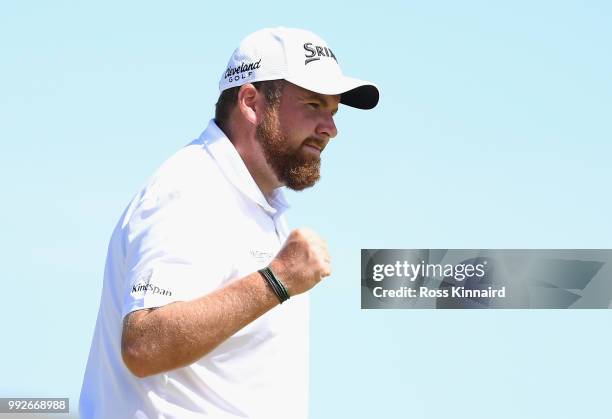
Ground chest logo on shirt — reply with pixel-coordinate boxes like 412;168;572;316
250;250;273;265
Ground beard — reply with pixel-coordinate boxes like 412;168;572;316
255;107;322;191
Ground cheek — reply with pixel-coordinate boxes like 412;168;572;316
277;119;309;148
285;118;317;143
278;105;316;135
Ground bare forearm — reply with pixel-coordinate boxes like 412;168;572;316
122;271;279;377
123;227;332;378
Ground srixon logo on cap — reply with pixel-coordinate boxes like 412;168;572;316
303;42;337;65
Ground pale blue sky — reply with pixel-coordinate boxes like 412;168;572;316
1;1;611;418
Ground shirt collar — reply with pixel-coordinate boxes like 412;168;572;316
198;119;290;217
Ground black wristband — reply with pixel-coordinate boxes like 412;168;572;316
258;266;290;304
259;268;284;303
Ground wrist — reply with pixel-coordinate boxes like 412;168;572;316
258;266;290;304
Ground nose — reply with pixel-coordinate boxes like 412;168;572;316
316;114;338;140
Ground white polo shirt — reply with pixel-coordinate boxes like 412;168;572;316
79;120;309;419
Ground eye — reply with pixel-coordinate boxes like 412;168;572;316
307;102;320;109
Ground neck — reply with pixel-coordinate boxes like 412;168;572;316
237;142;281;198
221;121;281;199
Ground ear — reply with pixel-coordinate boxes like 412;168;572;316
237;84;264;126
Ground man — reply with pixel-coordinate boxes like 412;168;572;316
79;27;379;419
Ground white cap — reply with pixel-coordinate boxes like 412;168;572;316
218;27;379;110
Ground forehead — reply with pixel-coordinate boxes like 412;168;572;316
282;82;341;107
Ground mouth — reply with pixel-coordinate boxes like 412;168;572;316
302;138;327;155
303;143;322;153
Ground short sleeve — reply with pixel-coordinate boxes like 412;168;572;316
121;179;231;319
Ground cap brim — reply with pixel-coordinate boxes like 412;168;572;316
285;75;379;110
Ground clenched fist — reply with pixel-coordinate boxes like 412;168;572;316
269;228;331;296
